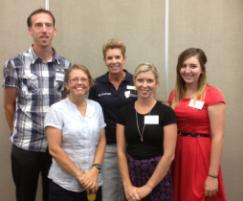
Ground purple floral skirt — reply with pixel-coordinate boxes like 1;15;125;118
127;154;172;201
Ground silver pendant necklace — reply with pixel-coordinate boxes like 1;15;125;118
135;112;145;142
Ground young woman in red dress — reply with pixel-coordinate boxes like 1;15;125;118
168;48;227;201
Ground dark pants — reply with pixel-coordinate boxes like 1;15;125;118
49;180;102;201
11;145;52;201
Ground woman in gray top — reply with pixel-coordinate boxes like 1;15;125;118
45;64;106;201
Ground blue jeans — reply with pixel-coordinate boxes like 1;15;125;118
48;180;102;201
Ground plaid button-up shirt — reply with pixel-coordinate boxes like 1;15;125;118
3;47;71;152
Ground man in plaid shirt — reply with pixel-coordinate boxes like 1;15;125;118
3;8;70;201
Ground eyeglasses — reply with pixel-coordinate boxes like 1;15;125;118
69;77;88;83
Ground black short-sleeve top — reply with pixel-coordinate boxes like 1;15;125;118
117;101;176;159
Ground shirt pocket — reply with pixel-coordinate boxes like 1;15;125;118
21;73;40;94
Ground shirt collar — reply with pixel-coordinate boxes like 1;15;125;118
102;70;131;83
28;47;61;64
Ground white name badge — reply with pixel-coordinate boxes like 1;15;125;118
188;99;204;110
124;90;130;98
56;72;64;81
144;115;159;125
126;85;136;90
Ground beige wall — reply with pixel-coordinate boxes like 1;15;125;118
1;1;242;200
50;0;166;86
169;1;243;200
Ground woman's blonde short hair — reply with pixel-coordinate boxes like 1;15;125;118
134;63;159;84
102;38;126;59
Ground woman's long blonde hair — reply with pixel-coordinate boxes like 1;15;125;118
171;48;208;108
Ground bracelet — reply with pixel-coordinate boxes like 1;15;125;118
208;174;218;179
91;163;102;173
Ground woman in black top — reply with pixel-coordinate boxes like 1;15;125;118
117;63;177;201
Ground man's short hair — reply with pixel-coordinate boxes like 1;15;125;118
27;8;55;27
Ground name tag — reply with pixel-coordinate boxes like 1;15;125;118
56;72;64;81
124;90;130;98
188;99;204;110
126;85;136;90
144;115;159;125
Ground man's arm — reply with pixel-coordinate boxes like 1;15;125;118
4;87;17;131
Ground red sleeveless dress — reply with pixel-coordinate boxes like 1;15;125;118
168;85;227;201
